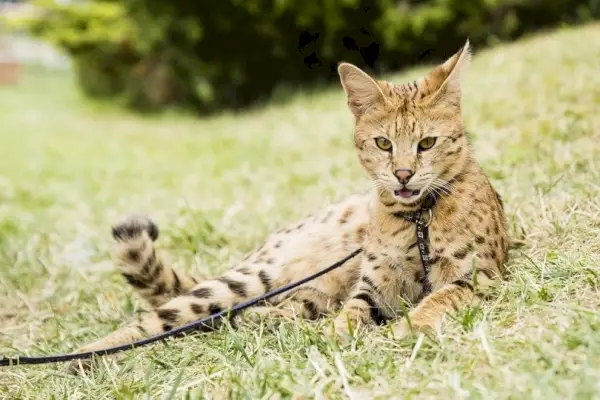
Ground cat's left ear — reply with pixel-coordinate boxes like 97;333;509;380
420;40;471;109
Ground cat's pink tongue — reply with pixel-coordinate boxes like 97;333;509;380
394;188;418;198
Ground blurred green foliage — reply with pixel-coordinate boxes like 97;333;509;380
10;0;600;112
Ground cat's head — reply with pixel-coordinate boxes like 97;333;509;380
338;42;471;206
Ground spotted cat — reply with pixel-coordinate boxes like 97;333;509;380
74;41;508;361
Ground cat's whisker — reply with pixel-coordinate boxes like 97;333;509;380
428;185;451;198
430;184;451;196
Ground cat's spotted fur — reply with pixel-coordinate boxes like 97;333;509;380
74;41;508;361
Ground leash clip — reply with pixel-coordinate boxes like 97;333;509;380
418;193;436;227
417;208;433;227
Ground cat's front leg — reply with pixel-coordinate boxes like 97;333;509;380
333;251;395;337
390;270;495;339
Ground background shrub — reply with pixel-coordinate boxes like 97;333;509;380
10;0;600;112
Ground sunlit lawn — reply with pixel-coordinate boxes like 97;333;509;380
1;24;600;399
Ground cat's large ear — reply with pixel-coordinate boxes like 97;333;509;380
419;40;471;109
338;63;389;120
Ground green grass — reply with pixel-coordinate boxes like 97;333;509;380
1;24;600;399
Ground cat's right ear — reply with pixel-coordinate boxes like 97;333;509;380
338;63;389;120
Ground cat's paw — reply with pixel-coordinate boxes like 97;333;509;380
111;214;159;242
390;317;433;340
235;306;295;329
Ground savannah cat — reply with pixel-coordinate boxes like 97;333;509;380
74;41;508;363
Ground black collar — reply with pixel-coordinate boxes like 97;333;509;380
392;193;438;294
391;193;437;223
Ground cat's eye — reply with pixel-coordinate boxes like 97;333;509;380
418;137;437;151
375;137;392;151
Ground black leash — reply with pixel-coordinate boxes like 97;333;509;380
392;193;437;294
0;248;362;367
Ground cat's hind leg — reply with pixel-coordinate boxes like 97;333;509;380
75;266;272;357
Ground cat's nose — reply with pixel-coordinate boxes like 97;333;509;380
394;169;413;184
